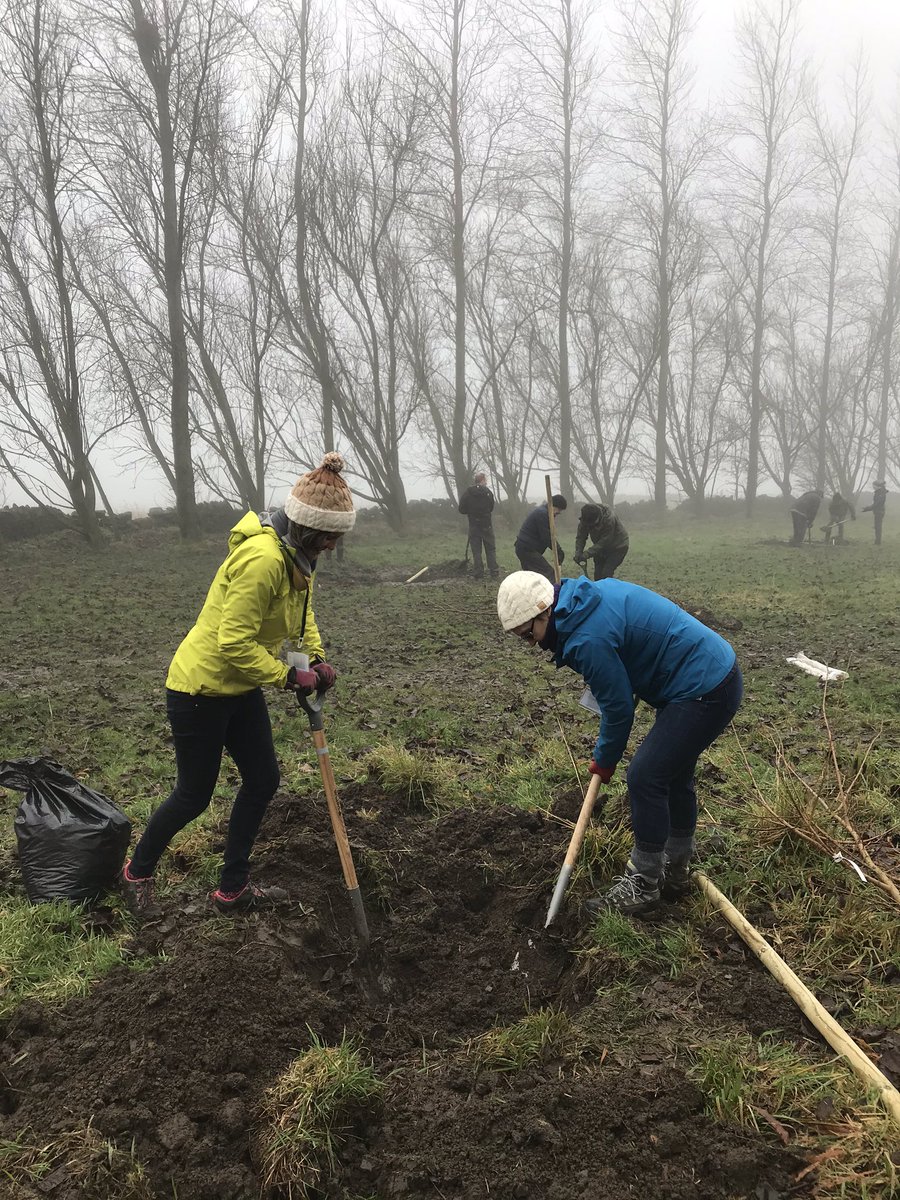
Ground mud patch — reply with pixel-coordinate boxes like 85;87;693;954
0;791;807;1199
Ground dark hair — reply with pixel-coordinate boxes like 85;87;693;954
580;502;600;520
551;494;567;510
287;520;341;554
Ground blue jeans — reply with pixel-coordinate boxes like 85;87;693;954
626;664;743;851
130;688;280;890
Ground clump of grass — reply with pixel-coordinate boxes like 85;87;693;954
365;741;458;809
581;910;703;980
464;1008;593;1072
254;1032;383;1199
0;900;152;1017
356;846;397;910
688;1033;898;1198
0;1124;153;1198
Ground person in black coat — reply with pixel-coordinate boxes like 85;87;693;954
514;495;567;581
862;481;887;546
458;472;499;579
789;489;823;545
574;502;630;579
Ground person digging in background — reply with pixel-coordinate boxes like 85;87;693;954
862;480;888;546
121;453;355;920
514;494;567;581
574;502;630;580
497;571;742;917
458;471;499;580
824;492;855;542
789;488;823;545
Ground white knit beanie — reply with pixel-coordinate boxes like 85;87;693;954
284;453;356;533
497;571;555;631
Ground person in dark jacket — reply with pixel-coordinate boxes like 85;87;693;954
823;493;855;542
789;489;823;545
862;481;887;546
514;495;567;581
458;472;499;580
574;502;630;579
497;571;742;918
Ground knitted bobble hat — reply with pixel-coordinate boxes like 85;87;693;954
284;453;356;533
497;571;555;632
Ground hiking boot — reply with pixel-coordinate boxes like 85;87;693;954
583;865;661;920
121;860;163;921
210;881;290;914
661;858;693;902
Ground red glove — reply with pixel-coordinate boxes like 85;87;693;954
312;661;336;691
589;761;615;784
285;665;318;693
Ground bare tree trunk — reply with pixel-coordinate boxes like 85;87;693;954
129;0;198;538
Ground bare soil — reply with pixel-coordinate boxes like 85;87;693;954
1;787;808;1199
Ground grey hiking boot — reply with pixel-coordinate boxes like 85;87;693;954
121;860;163;921
661;858;693;902
211;881;290;914
583;864;661;919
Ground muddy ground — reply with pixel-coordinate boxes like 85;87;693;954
1;785;809;1200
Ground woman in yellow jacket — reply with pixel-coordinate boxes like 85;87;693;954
122;454;355;918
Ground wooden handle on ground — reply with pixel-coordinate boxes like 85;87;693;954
545;475;561;585
312;729;360;891
695;871;900;1127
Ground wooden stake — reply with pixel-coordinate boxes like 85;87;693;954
695;871;900;1127
405;565;430;583
545;475;561;584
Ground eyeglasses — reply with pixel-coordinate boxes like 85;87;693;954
515;618;537;641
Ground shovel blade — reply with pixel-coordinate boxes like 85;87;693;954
544;863;574;928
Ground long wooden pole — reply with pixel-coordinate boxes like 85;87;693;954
695;871;900;1127
544;475;561;584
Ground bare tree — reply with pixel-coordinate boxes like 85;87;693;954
0;0;108;544
615;0;710;510
807;61;867;491
727;0;807;512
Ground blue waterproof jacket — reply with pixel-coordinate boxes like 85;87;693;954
553;577;736;769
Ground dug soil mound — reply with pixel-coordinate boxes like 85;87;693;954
0;788;807;1199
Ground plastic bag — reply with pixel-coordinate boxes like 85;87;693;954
0;757;132;903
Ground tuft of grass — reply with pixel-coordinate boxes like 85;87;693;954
687;1033;899;1199
254;1032;383;1199
581;910;703;980
365;741;459;809
463;1007;594;1073
0;1124;153;1197
0;900;154;1017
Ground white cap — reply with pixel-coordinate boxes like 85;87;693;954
497;571;555;631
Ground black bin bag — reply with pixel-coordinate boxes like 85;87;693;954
0;757;132;903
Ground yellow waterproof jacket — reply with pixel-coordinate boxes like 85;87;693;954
166;511;325;695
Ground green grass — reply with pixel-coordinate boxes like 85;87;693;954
253;1032;383;1199
688;1033;899;1198
0;900;155;1017
463;1007;596;1072
582;910;704;980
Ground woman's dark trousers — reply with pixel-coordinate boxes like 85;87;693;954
129;688;280;891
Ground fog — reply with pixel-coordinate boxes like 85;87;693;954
1;0;898;534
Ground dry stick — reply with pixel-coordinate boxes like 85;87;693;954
405;565;430;583
544;475;561;585
695;871;900;1128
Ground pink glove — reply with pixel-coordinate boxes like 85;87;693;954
285;665;318;693
312;662;336;691
589;761;615;784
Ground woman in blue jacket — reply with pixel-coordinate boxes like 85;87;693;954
497;571;742;917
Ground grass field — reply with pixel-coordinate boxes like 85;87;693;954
0;504;898;1198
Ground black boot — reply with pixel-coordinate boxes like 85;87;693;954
211;881;290;914
661;857;693;902
121;860;163;921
